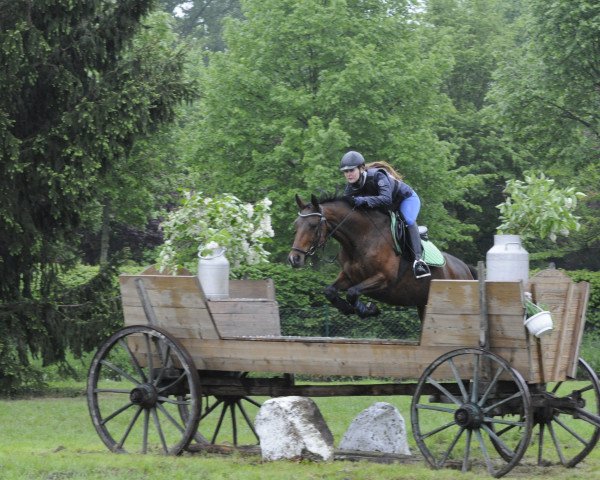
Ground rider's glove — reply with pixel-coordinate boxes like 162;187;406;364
353;197;368;207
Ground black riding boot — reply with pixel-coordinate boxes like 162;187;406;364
407;224;431;279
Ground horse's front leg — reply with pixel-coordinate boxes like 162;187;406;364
346;273;386;318
324;272;355;315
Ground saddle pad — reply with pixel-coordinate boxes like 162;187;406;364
422;240;446;267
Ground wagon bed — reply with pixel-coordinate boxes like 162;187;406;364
118;268;588;384
87;266;597;478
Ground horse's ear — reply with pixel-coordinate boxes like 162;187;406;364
310;194;319;208
295;194;306;210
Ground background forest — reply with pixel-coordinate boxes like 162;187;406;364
1;0;599;393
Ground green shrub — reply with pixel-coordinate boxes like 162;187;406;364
232;262;420;339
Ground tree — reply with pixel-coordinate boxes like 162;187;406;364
189;0;474;259
159;0;242;49
487;0;600;268
0;1;195;391
423;0;524;263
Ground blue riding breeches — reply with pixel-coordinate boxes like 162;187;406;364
400;192;421;226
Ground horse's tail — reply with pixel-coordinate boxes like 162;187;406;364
468;264;478;280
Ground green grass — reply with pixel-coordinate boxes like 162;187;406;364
1;381;600;480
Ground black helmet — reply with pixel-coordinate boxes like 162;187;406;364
339;151;365;171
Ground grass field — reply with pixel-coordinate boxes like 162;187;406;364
1;378;600;480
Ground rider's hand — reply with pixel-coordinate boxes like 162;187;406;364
353;197;367;207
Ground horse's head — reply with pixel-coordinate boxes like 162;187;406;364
288;194;328;268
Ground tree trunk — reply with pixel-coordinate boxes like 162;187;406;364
99;200;111;265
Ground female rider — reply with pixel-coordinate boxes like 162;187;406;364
340;150;431;279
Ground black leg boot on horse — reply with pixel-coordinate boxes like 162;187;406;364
407;224;431;279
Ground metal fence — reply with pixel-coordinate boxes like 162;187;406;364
279;305;600;341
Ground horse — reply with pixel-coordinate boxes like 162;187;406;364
288;194;475;321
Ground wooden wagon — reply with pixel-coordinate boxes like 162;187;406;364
86;267;598;478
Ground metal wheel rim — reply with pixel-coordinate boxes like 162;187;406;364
410;347;533;478
87;325;201;455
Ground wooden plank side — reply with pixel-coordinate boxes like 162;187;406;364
119;274;220;340
212;314;281;337
208;299;281;336
120;275;207;308
122;304;218;339
229;279;275;300
207;299;279;315
567;282;590;377
488;314;529;349
486;282;525;315
426;280;480;315
420;313;480;347
527;269;590;382
178;338;538;381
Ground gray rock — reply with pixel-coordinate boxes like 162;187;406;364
339;402;411;455
255;396;334;461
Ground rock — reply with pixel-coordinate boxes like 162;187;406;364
255;396;334;461
339;402;411;455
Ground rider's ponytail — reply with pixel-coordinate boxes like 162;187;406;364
365;161;403;181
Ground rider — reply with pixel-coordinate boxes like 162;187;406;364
340;150;431;279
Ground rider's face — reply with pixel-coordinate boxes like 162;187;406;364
343;167;361;184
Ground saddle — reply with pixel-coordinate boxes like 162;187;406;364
389;212;445;267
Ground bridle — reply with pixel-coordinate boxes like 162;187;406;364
291;204;356;257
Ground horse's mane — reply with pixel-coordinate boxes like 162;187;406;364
314;192;388;220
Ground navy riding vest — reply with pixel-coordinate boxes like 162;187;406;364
344;168;414;210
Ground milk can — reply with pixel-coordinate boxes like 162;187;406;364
198;246;230;299
486;234;529;282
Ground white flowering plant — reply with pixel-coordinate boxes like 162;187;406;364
496;172;586;244
157;192;274;272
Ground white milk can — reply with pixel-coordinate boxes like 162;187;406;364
198;247;230;299
486;234;529;282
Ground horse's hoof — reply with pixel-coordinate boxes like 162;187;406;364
356;302;380;318
366;302;380;317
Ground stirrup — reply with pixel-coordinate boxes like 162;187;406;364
413;259;431;279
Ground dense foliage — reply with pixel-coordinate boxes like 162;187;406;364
1;0;599;392
0;1;195;390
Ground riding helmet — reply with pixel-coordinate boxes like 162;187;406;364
339;151;365;171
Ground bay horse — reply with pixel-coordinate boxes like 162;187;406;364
288;194;475;320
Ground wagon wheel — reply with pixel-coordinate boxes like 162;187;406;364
411;348;533;478
178;371;263;448
492;357;600;467
87;325;201;455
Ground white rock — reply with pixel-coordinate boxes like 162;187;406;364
255;396;334;461
339;402;411;455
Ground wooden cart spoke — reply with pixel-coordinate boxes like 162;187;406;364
116;406;144;451
414;402;457;414
427;376;463;406
152;344;172;387
448;358;469;402
100;401;135;425
475;429;496;475
151;407;169;454
481;423;517;458
94;388;131;394
99;359;142;386
438;426;465;467
419;420;458;440
156;371;187;394
478;366;505;407
552;415;588;445
118;338;147;384
482;391;524;414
